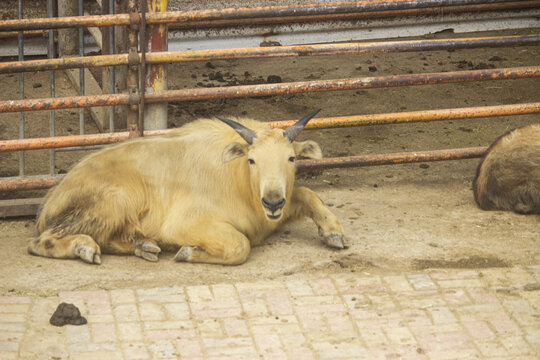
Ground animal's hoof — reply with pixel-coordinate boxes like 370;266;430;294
324;233;348;250
174;246;193;262
74;244;101;264
135;240;161;262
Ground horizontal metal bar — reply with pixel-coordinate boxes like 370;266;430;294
0;66;538;113
169;1;540;30
0;198;42;217
0;146;488;192
0;0;529;31
1;103;538;152
296;146;487;171
3;35;538;74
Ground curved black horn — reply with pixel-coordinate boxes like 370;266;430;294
216;116;257;145
283;109;321;142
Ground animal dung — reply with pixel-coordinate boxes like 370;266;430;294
49;302;87;327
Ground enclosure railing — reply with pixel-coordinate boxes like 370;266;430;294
0;0;539;215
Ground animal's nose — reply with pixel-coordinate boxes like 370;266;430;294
261;197;286;213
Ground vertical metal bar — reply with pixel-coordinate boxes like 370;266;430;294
17;0;25;177
127;0;140;136
78;0;85;135
48;0;56;175
139;0;147;136
109;0;115;132
143;0;168;130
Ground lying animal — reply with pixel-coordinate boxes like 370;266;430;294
473;123;540;214
29;110;347;265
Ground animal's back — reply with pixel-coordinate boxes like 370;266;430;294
37;118;270;237
473;123;540;214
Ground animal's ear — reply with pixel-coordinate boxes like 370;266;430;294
222;142;248;163
293;140;322;160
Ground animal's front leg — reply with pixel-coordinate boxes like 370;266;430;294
162;219;251;265
288;186;348;249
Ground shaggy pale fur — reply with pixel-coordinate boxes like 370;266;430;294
29;117;346;265
473;123;540;214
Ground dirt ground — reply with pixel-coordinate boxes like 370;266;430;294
0;28;539;296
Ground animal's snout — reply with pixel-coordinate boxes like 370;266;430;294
261;197;286;213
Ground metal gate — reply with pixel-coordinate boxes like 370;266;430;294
1;0;539;217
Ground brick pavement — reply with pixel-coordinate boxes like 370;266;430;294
1;265;540;359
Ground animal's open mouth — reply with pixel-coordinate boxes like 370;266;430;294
266;213;281;220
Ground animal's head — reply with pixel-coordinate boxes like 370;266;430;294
219;110;323;221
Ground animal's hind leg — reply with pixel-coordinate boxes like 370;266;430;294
28;230;102;264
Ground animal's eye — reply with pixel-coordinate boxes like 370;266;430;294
288;156;296;163
248;158;255;165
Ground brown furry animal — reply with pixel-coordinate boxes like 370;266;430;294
29;110;347;265
473;123;540;214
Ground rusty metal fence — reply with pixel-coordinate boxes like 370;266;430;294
1;0;540;216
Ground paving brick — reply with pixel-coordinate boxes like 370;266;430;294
113;303;140;322
110;289;136;305
68;342;117;352
475;339;508;357
139;302;166;321
65;324;91;343
91;322;117;343
117;322;144;342
466;287;499;303
0;351;17;359
190;299;243;319
441;288;471;306
309;278;338;295
428;306;457;324
122;342;150;360
197;319;225;338
241;298;268;317
222;317;249;337
0;304;30;313
430;270;480;281
500;336;534;356
360;328;388;346
0;322;25;332
385;326;417;346
163;302;190;321
175;338;204;358
203;337;257;357
395;290;446;309
0;313;26;323
437;278;484;289
383;275;414;292
489;313;523;336
313;340;370;359
69;350;123;360
211;284;238;300
415;331;474;352
0;296;32;304
408;274;438;290
0;341;19;351
461;320;496;340
265;290;294;316
148;340;177;358
331;274;386;294
286;279;315;297
137;287;185;303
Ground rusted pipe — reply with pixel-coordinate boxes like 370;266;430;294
1;67;538;114
0;146;488;192
4;35;538;75
1;103;539;152
169;1;540;30
296;147;487;171
0;0;533;31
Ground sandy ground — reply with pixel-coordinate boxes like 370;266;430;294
0;28;539;296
